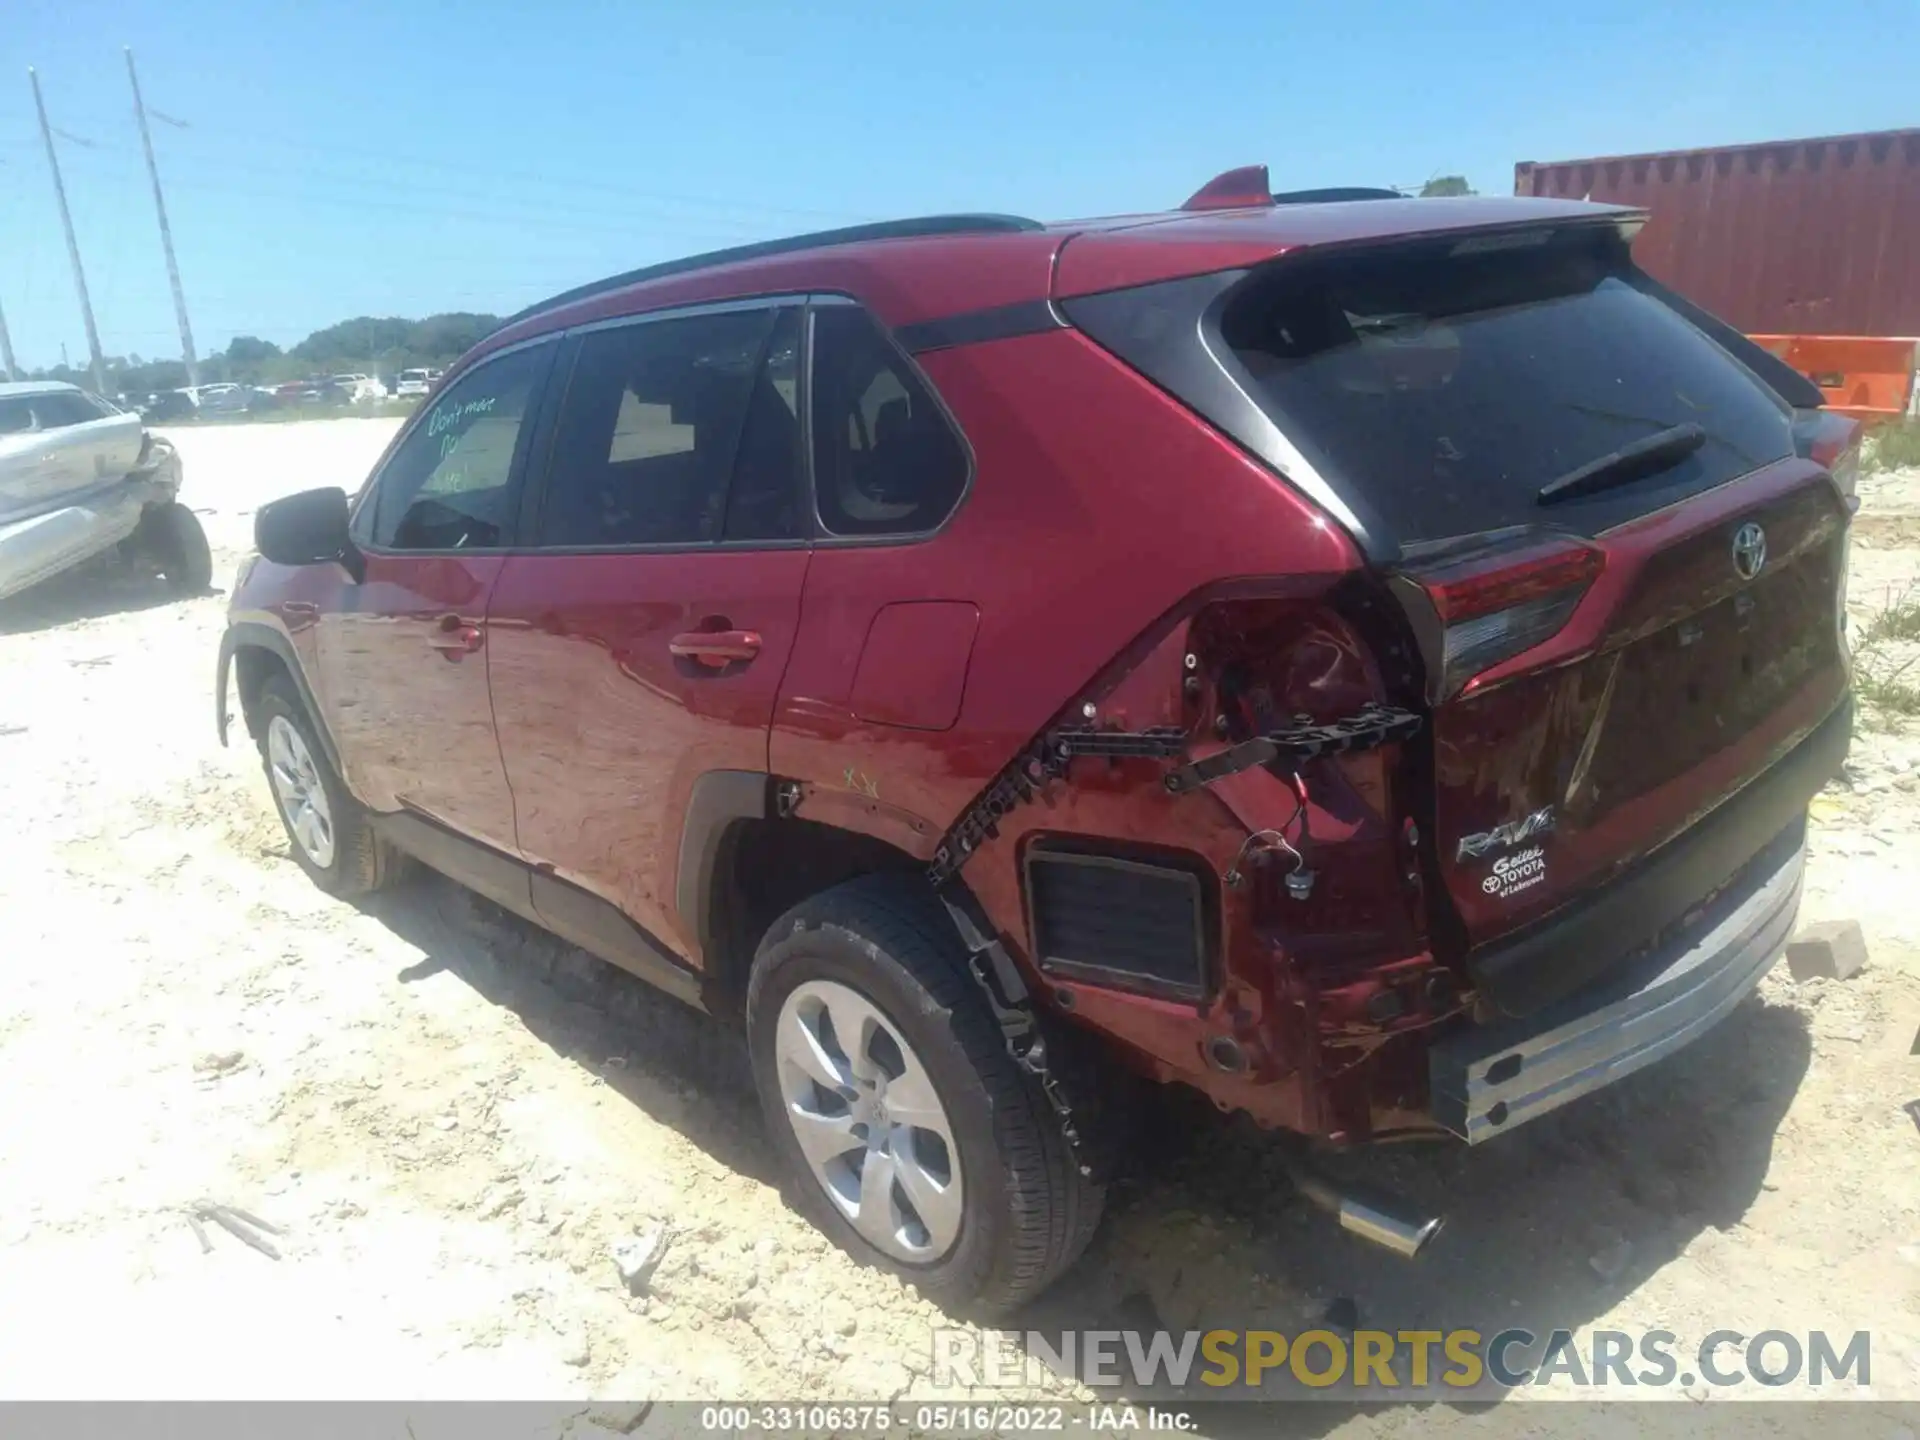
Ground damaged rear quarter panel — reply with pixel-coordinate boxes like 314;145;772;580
771;328;1376;1128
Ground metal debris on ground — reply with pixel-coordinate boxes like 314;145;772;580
611;1223;671;1294
183;1198;285;1260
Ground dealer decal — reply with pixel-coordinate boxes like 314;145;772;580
1481;845;1546;899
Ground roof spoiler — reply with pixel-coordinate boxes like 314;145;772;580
1182;165;1404;211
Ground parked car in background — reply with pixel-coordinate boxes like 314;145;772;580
140;389;200;423
272;378;340;406
1;380;211;603
393;368;441;398
192;383;255;417
219;171;1856;1311
329;373;386;403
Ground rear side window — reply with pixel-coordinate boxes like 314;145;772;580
26;392;102;429
1215;229;1793;545
810;306;968;537
538;308;784;547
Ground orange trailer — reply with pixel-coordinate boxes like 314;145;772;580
1748;334;1918;422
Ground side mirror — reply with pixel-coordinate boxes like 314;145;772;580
255;486;361;578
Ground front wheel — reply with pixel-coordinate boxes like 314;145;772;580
746;875;1103;1314
254;675;402;897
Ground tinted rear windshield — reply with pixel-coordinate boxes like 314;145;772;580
1217;228;1793;547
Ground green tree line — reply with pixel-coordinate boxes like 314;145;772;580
24;312;501;400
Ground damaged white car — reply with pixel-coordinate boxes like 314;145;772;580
0;380;211;604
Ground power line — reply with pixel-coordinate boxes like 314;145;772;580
0;65;885;372
3;126;837;231
0;103;875;227
0;140;830;244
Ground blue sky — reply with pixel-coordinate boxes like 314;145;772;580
2;0;1914;370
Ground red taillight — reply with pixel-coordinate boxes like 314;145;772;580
1397;538;1605;699
1793;408;1863;511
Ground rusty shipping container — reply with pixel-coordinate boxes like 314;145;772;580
1515;129;1920;338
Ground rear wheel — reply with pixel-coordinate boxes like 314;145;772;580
254;675;401;897
746;874;1103;1313
144;501;212;594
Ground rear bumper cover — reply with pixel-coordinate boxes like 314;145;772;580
1468;696;1849;1017
1430;817;1804;1143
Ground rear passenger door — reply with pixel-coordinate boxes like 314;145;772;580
486;300;811;967
767;301;978;839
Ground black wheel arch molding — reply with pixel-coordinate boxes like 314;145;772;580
216;618;343;778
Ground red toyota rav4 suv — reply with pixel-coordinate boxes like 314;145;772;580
218;165;1858;1311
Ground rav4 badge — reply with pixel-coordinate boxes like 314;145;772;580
1457;806;1555;861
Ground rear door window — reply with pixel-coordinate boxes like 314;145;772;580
1216;229;1794;545
536;308;778;548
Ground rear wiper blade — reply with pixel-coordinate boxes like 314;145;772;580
1535;423;1707;506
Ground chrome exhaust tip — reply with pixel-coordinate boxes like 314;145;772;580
1286;1165;1445;1259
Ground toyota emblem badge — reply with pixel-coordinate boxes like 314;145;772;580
1731;522;1767;581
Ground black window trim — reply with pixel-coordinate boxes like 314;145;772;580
803;292;978;549
717;305;808;548
349;332;561;556
513;292;816;557
350;288;978;560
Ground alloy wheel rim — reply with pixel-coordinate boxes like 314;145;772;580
774;978;965;1263
266;715;336;869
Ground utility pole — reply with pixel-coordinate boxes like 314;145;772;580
28;67;107;395
124;48;197;389
0;295;17;380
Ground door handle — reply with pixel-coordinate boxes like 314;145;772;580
669;628;762;667
428;617;484;657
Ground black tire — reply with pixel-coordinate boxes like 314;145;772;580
147;501;213;594
254;674;402;897
746;874;1104;1314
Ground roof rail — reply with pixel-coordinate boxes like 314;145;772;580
1271;186;1403;204
500;213;1043;329
1182;167;1406;212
